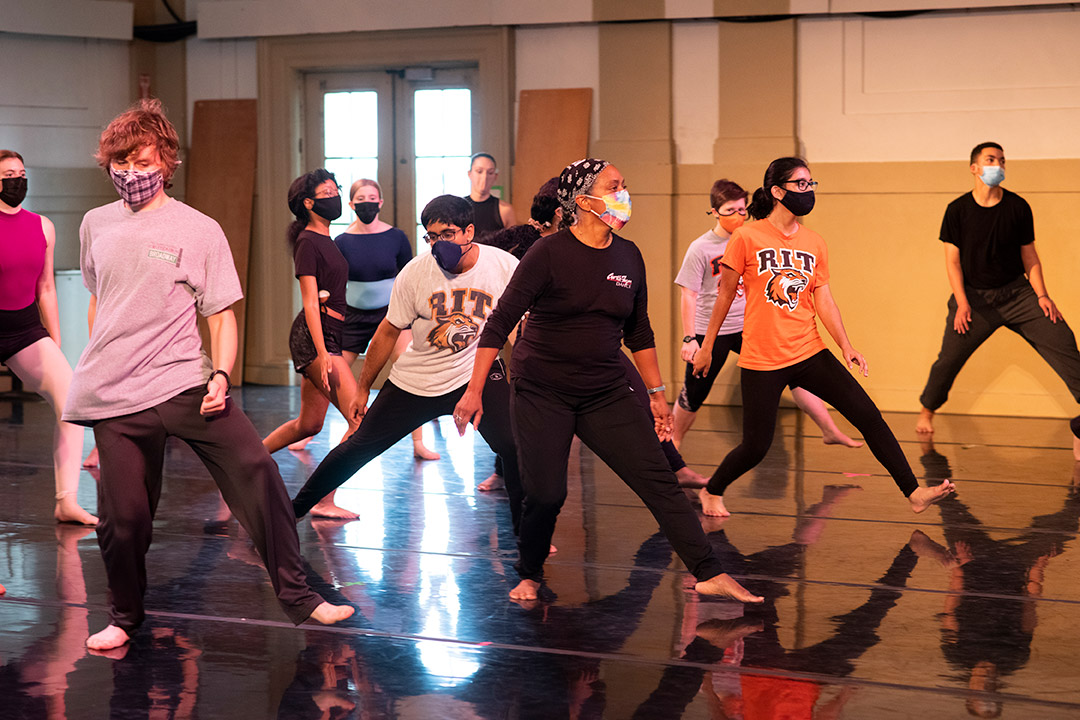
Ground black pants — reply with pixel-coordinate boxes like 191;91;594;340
92;387;323;633
510;376;725;582
920;277;1080;411
707;350;918;497
678;332;742;412
618;352;685;471
292;359;523;531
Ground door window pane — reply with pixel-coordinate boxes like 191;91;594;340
413;88;471;249
324;91;378;236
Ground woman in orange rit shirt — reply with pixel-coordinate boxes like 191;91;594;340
693;157;956;518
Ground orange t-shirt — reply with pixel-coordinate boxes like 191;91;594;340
721;219;829;370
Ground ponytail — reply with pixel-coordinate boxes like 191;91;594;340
285;168;336;252
747;186;774;220
748;156;809;221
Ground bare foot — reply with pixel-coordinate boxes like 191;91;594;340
694;573;764;603
550;544;558;554
413;443;441;461
82;447;99;468
86;624;130;650
822;429;863;448
675;466;709;489
907;529;964;569
476;473;504;492
309;601;355;625
509;578;541;601
698;489;730;517
288;437;312;451
908;479;956;513
54;500;98;526
915;408;935;435
310;500;360;520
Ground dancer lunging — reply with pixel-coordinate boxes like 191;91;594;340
65;100;352;650
455;158;762;604
693;157;955;518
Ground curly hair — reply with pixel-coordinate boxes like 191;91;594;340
95;98;181;185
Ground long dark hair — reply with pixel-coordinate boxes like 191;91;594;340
747;157;808;220
286;168;336;251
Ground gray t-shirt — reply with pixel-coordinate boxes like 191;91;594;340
674;229;745;336
386;245;518;397
64;199;243;423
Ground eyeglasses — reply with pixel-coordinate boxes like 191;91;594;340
423;227;462;243
710;208;748;217
781;179;818;192
313;185;341;199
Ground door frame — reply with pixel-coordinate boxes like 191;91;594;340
248;27;513;384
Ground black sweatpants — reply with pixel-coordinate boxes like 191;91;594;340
292;359;522;531
91;387;323;633
510;376;726;582
618;352;685;472
678;332;742;412
920;277;1080;411
707;350;918;497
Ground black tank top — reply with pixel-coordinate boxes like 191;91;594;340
465;194;503;239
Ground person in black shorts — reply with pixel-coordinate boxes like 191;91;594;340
915;142;1080;460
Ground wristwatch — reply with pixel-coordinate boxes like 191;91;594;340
682;335;695;344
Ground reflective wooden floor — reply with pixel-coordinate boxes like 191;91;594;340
2;386;1079;718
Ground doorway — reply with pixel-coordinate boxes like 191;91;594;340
304;65;479;251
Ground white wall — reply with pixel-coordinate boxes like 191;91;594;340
798;8;1080;162
184;36;258;139
671;20;719;166
514;25;601;147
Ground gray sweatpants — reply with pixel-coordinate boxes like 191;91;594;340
919;276;1080;411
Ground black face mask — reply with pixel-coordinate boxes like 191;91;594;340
310;196;342;222
778;188;815;217
431;240;472;273
353;201;379;224
1;176;28;208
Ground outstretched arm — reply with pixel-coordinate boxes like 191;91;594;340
36;216;61;345
201;308;238;416
1021;243;1062;323
352;318;402;422
814;284;868;377
692;266;739;378
452;346;500;435
944;243;972;334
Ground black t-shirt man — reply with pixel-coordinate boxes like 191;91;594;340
940;188;1034;290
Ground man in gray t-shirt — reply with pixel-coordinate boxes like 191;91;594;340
69;99;352;653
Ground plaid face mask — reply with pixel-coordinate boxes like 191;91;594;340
110;167;164;206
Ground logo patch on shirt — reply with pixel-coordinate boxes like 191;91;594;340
147;244;182;266
764;269;808;311
606;273;632;289
427;312;480;353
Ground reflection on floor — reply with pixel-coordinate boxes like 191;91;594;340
2;386;1080;718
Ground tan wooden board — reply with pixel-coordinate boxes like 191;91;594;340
511;89;591;222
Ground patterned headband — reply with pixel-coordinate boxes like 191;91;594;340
557;158;610;217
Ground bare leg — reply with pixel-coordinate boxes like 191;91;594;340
82;446;99;468
6;339;97;525
791;387;862;448
697;488;729;517
916;407;935;435
263;375;331;453
672;404;697;451
412;426;440;460
792;484;862;545
908;479;956;513
694;573;763;603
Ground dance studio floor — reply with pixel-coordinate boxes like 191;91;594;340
2;385;1079;719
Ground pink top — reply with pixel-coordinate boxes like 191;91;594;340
0;208;46;310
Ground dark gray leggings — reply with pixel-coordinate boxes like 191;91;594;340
706;350;918;497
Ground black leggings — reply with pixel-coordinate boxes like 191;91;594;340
678;332;742;412
706;350;918;497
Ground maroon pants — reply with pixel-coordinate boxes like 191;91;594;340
91;387;324;632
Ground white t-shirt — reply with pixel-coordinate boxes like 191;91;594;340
386;245;518;396
674;229;745;336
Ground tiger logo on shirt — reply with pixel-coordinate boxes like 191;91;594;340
764;269;808;311
427;312;479;352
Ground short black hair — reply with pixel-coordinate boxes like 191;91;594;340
470;152;496;169
420;194;474;230
970;142;1003;165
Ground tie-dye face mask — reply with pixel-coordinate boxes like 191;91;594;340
582;189;632;231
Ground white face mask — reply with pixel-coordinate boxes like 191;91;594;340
979;165;1004;187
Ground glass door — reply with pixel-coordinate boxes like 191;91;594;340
305;65;478;251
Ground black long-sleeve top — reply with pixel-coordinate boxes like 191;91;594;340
478;228;655;395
